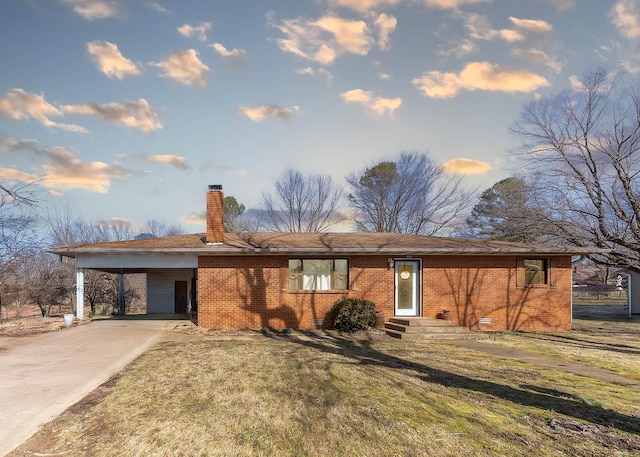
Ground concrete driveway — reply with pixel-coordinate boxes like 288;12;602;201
0;318;181;456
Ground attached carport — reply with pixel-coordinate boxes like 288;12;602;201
55;250;198;319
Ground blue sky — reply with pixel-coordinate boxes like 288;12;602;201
1;0;639;232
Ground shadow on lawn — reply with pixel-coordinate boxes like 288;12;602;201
286;333;640;435
520;333;640;357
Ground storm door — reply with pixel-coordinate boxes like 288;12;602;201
394;260;421;317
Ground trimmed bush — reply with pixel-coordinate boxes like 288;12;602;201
331;298;376;332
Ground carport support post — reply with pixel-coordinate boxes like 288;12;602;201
119;272;125;316
76;268;84;319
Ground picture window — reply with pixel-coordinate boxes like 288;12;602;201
288;259;348;291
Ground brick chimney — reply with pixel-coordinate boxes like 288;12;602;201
206;184;224;244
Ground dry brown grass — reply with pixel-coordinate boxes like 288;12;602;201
486;309;640;380
9;320;640;457
572;290;628;305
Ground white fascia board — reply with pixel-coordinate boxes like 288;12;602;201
76;252;198;269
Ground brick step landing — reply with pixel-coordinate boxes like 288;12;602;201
384;317;471;340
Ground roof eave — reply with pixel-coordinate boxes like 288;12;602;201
48;247;607;257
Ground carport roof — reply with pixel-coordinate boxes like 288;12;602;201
49;232;606;257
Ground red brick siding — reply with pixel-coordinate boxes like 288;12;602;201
422;256;572;332
197;254;572;332
205;190;224;244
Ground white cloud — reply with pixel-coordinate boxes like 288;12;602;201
464;13;524;42
496;29;524;42
317;15;372;54
441;158;491;174
295;67;334;85
0;166;39;183
437;39;476;57
87;41;140;79
269;12;373;65
141;154;191;170
341;89;402;116
462;14;551;46
60;0;121;20
43;158;130;193
182;211;206;225
611;0;640;39
296;67;315;75
330;0;403;12
378;72;392;80
512;48;562;72
210;43;248;68
413;72;462;99
424;0;491;9
2;137;39;152
569;74;585;91
373;13;397;50
237;104;300;122
153;49;209;87
0;89;58;124
412;62;549;98
596;40;640;74
318;68;334;85
146;1;170;14
508;17;553;35
0;88;87;132
62;99;162;133
2;137;131;193
177;22;212;42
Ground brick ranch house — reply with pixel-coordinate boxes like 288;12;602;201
50;185;601;332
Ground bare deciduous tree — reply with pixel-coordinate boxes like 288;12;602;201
0;183;38;275
347;152;472;235
140;219;185;238
261;169;344;233
105;274;140;315
84;270;111;315
0;183;39;322
512;68;640;272
22;253;72;317
94;219;137;241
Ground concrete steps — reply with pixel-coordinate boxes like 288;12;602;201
384;317;471;340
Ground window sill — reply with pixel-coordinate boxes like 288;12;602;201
287;290;350;294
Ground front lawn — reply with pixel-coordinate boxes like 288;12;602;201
10;322;640;457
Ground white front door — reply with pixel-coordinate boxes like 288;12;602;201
394;260;421;317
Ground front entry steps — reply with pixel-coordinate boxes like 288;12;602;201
384;317;471;340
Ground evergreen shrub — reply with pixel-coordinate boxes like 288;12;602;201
331;298;376;332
